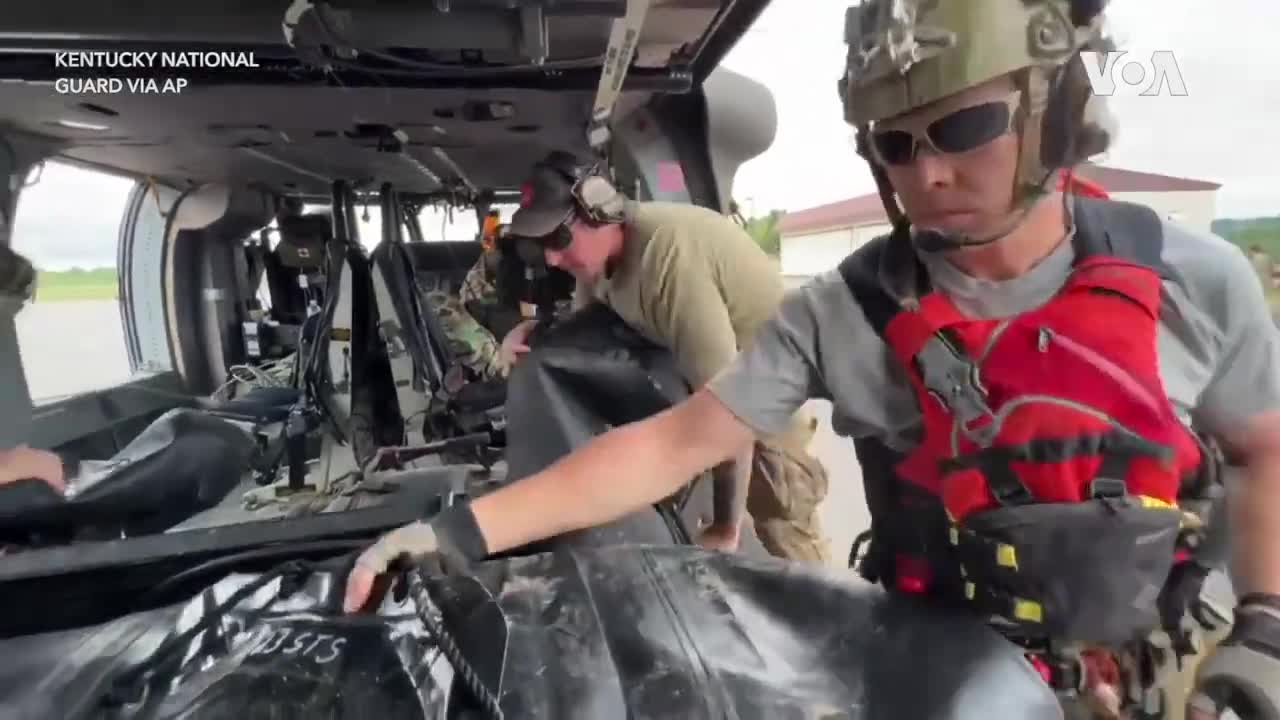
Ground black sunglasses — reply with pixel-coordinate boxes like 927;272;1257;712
868;92;1021;166
535;224;573;251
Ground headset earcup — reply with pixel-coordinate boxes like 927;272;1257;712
1040;40;1116;169
1038;64;1078;169
577;175;625;223
1075;94;1114;159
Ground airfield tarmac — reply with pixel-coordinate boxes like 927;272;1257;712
16;300;133;404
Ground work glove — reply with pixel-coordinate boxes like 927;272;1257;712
343;504;488;613
1188;592;1280;720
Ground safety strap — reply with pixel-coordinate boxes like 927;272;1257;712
842;236;947;585
836;235;904;337
850;436;965;595
587;0;652;151
848;437;904;580
1069;195;1170;276
369;246;435;426
940;426;1177;508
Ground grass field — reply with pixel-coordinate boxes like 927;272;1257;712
34;267;118;302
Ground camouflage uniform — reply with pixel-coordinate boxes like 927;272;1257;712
460;249;500;309
422;286;504;381
404;242;506;382
746;422;831;564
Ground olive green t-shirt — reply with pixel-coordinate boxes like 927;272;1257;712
579;200;814;449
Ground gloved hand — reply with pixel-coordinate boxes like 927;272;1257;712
343;504;489;613
344;521;442;612
1188;593;1280;720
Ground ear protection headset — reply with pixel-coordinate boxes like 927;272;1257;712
538;152;628;225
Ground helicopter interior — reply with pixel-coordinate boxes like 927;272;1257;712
0;0;780;632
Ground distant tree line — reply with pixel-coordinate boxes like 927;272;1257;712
38;266;117;285
1212;216;1280;258
730;201;785;258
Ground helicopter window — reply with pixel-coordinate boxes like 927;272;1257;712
10;160;136;403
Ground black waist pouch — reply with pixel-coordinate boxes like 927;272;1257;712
952;497;1183;646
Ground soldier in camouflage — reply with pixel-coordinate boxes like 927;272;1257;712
418;211;507;381
460;212;503;317
421;288;504;381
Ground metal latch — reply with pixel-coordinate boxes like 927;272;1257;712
915;333;995;444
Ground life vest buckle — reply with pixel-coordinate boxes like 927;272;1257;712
916;334;995;444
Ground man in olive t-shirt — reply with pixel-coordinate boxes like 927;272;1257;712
500;151;831;563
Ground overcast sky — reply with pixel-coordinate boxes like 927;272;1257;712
12;0;1277;270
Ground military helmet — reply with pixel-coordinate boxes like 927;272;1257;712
840;0;1104;125
839;0;1115;246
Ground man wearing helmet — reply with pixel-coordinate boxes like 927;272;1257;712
346;2;1280;717
495;149;832;564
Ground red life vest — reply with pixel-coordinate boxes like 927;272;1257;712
839;196;1206;647
882;252;1200;521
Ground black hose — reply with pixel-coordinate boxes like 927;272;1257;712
406;566;505;719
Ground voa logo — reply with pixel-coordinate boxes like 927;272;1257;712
1080;50;1189;98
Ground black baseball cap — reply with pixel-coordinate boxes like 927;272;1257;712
508;152;582;240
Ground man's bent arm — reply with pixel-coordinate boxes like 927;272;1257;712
1228;412;1280;595
709;444;753;530
471;389;756;554
1190;241;1280;596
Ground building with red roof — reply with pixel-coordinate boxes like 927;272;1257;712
777;163;1222;281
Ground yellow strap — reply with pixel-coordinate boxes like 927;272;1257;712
1013;599;1043;623
951;524;1016;569
996;543;1018;570
1139;495;1197;529
966;582;1042;623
